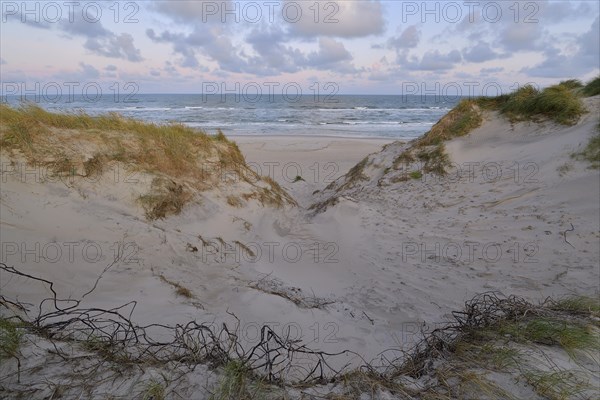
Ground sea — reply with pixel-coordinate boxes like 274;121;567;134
2;94;462;140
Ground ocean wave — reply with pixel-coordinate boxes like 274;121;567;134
123;107;172;111
312;107;445;112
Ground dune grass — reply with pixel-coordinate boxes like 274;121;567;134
524;370;590;400
572;133;600;169
387;293;599;399
142;379;166;400
0;317;22;359
138;178;193;220
210;360;268;400
581;75;600;97
478;83;586;125
0;103;294;218
557;79;584;90
492;317;597;355
548;295;600;316
406;79;590;176
380;100;482;180
0;103;236;179
418;99;483;146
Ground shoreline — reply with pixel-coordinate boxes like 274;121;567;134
228;133;399;144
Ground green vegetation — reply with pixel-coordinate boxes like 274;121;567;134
142;379;166;400
572;133;600;169
581;75;600;97
210;360;266;400
418;99;483;146
381;100;482;180
492;318;597;355
0;317;22;359
1;289;599;399
454;341;521;371
416;144;451;175
549;295;600;316
409;170;423;180
480;83;586;125
81;334;131;364
524;370;590;400
557;79;583;90
398;294;599;399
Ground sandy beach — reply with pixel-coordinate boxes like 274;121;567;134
232;135;394;205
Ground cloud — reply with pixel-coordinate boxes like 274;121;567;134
481;67;504;74
499;23;543;52
2;9;143;62
150;0;234;24
105;65;117;71
404;50;462;71
523;17;600;78
245;27;306;74
60;18;109;38
84;33;143;62
147;28;203;68
77;62;100;79
1;10;53;29
146;26;245;72
307;38;352;67
287;0;385;38
148;24;359;76
578;16;600;65
537;0;596;23
388;26;420;49
462;41;503;63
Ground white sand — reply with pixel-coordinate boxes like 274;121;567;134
1;100;599;397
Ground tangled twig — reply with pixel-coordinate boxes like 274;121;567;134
0;263;349;385
562;223;575;249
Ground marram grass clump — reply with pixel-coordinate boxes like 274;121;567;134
418;99;483;146
0;104;295;218
0;103;225;179
481;83;586;125
581;75;600;97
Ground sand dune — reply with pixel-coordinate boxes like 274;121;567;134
1;97;599;398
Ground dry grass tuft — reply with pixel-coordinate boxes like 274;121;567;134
226;195;244;208
138;178;193;220
158;274;193;298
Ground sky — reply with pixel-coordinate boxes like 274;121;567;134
1;0;599;95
